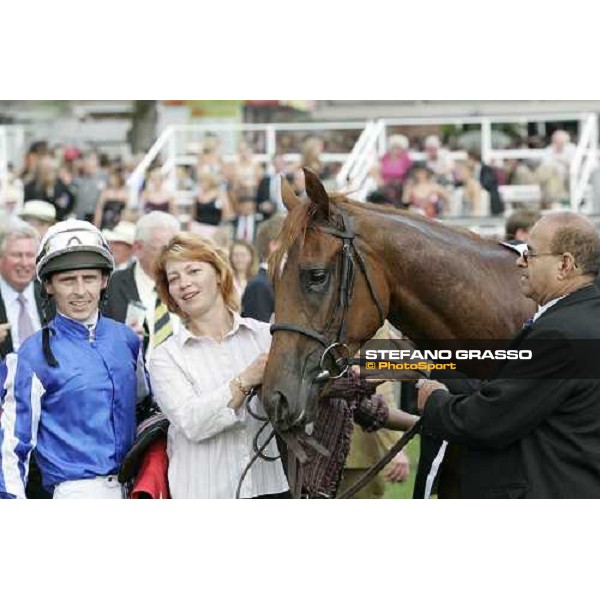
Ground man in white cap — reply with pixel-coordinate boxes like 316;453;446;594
19;200;57;238
0;220;151;499
103;221;135;270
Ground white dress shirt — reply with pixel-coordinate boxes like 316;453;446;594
235;215;256;243
0;277;42;350
532;294;567;323
148;312;288;499
133;261;180;354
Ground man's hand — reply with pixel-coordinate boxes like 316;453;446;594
128;320;145;343
0;323;11;345
417;379;449;412
385;449;410;483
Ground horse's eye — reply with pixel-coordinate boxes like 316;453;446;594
311;271;327;283
300;268;330;294
308;269;329;289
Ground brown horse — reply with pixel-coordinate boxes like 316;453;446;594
262;169;535;436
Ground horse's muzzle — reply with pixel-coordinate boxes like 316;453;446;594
268;391;305;432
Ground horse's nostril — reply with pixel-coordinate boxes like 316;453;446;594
269;391;289;425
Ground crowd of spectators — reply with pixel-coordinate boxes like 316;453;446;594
365;128;581;218
0;126;587;259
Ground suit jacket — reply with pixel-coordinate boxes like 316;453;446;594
231;214;264;244
241;268;273;323
422;284;600;498
0;281;54;359
103;262;140;323
479;163;504;215
256;175;274;204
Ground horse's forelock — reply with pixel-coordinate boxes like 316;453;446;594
270;197;345;282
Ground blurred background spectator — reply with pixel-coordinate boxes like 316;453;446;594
466;150;504;215
231;139;262;203
24;155;75;220
424;135;454;185
140;167;177;215
94;168;128;229
73;152;104;222
103;220;136;270
536;129;576;207
376;134;413;207
19;200;56;237
504;209;541;245
301;136;331;182
454;161;488;217
192;171;234;237
402;164;450;218
229;240;257;299
255;153;289;218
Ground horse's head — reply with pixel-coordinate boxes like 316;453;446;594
262;169;389;433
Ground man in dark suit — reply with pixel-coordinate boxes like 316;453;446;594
231;196;264;244
103;211;180;352
467;150;504;215
0;219;55;499
255;154;289;220
418;212;600;498
241;214;285;322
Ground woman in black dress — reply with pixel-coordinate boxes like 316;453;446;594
94;169;129;230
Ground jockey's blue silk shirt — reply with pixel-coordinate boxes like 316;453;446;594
0;313;148;499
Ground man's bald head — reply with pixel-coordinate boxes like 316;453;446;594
531;212;600;276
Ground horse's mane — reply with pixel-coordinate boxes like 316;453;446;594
269;193;492;282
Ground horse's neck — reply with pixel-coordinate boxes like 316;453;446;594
352;206;531;340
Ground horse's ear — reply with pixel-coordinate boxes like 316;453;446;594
303;168;330;220
280;176;301;211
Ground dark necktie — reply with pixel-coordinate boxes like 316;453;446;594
17;294;35;346
522;317;534;331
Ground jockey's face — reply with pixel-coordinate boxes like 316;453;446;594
46;268;108;322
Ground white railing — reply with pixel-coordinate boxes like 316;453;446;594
126;121;367;208
569;113;598;210
0;125;26;204
335;120;384;198
0;128;8;200
127;126;174;208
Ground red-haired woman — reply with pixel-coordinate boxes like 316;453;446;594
149;233;289;498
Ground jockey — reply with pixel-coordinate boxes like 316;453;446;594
0;220;150;499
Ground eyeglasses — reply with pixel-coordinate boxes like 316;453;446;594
521;248;560;264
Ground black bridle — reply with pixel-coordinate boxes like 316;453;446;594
270;210;386;382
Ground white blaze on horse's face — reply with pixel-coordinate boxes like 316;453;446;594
278;252;287;277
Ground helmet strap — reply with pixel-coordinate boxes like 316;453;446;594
40;287;59;368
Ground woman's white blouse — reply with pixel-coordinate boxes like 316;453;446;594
148;313;288;499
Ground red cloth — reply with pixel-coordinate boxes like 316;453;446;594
130;438;170;499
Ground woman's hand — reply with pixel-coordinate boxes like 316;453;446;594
240;352;269;389
229;352;269;411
